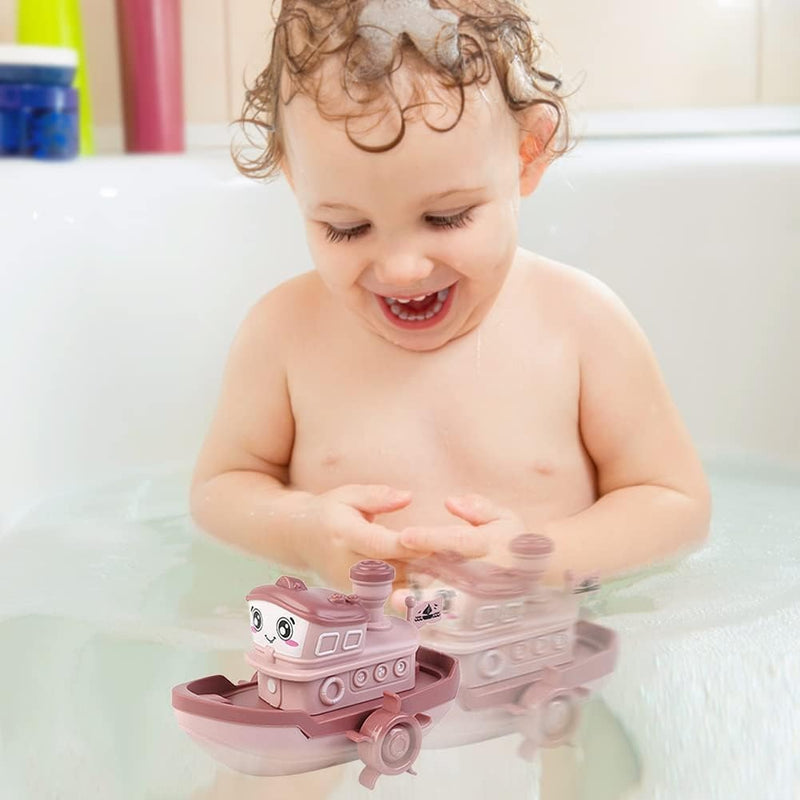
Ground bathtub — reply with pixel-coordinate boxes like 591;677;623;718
1;134;799;800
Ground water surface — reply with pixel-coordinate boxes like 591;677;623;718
0;460;797;799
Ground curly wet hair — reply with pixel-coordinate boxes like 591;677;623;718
234;0;571;181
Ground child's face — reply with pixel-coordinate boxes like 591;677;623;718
282;69;529;352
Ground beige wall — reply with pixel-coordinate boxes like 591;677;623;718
0;0;797;129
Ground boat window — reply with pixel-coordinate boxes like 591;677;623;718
473;604;499;627
500;601;523;622
342;629;363;650
315;632;339;656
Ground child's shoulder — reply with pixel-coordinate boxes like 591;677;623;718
516;249;619;305
514;249;635;332
243;270;327;332
252;269;324;309
228;271;328;365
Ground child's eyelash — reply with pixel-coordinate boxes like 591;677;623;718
323;208;475;243
425;209;474;229
325;224;369;243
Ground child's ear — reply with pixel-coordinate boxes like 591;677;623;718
518;105;557;197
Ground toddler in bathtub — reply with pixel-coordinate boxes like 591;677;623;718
190;0;710;594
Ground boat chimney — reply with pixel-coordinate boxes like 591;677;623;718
510;534;554;598
350;560;395;630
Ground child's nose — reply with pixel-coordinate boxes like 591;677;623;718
373;250;435;288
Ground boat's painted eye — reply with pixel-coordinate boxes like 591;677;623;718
277;616;294;640
251;608;263;631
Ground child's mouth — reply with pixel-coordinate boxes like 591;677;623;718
376;284;456;330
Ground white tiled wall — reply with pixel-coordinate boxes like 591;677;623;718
0;1;12;42
181;0;229;123
0;0;797;129
80;0;121;125
225;0;273;123
761;0;800;103
533;0;761;109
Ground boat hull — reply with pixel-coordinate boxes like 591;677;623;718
424;619;618;748
172;646;459;776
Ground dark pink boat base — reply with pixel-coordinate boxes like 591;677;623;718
172;645;458;736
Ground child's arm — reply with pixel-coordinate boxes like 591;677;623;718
190;285;415;589
541;276;711;576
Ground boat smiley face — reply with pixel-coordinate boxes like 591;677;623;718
249;601;310;658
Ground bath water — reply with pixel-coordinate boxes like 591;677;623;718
0;459;797;799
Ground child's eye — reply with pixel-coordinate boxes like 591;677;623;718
323;208;473;242
425;209;474;230
324;223;370;243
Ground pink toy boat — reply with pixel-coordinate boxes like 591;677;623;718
172;536;617;785
172;560;459;789
407;534;619;756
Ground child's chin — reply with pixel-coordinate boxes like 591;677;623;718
387;334;454;353
383;316;481;353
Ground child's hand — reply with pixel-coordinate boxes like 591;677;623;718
399;493;527;567
309;484;419;590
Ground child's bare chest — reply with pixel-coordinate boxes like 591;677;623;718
287;321;597;528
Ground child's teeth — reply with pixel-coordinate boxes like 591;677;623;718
383;287;451;305
381;285;452;322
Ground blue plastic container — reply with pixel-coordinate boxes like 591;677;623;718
0;44;79;159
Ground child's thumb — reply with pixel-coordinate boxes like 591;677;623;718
445;493;501;526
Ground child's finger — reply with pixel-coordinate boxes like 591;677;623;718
444;493;504;526
350;520;418;560
405;573;435;589
390;588;411;614
390;587;426;614
331;484;412;516
400;525;490;558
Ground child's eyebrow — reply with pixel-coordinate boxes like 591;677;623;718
314;187;484;214
315;201;360;212
421;186;484;203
